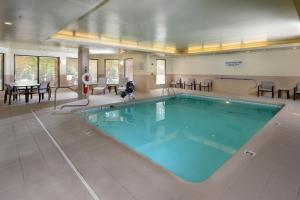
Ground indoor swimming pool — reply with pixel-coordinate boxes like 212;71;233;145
76;94;282;183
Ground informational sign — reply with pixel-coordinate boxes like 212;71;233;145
225;61;243;67
139;62;145;70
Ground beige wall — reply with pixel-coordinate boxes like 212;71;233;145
170;48;300;96
4;42;299;96
171;48;300;76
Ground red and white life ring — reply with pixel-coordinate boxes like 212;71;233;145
82;73;92;96
81;73;92;85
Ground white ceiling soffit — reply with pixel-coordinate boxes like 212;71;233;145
0;0;106;43
1;0;300;53
63;0;300;49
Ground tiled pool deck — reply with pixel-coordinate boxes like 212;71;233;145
0;89;300;200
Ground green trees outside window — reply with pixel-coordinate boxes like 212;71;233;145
15;56;38;84
105;59;119;84
39;57;59;86
15;55;60;86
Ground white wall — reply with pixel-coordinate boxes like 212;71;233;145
171;48;300;77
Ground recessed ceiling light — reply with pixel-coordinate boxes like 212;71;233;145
4;21;13;25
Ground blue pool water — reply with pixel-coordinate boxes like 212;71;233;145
76;95;281;183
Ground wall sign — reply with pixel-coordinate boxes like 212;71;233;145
225;61;243;67
139;62;145;70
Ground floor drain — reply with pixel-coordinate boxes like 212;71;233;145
244;150;256;157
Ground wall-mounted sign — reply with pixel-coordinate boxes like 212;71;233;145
225;61;243;67
139;62;145;70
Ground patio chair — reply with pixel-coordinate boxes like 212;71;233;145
184;78;195;90
117;77;128;94
92;77;107;95
170;80;176;88
257;81;274;98
38;82;51;103
293;83;300;100
4;84;21;104
175;78;182;88
199;79;213;92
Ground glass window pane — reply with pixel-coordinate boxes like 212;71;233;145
0;54;3;90
89;59;98;84
105;60;119;84
156;59;166;85
39;57;59;87
66;58;78;86
15;55;38;84
125;59;133;82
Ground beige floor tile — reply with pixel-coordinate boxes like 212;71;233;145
1;90;300;200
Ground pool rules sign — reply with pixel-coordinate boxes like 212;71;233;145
225;61;243;67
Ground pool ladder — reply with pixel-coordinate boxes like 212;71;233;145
162;87;176;96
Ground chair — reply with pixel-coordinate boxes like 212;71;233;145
38;82;51;103
184;78;195;90
92;78;107;95
257;81;274;98
117;77;128;94
170;80;176;88
4;84;21;104
293;83;300;100
199;79;213;92
175;78;182;88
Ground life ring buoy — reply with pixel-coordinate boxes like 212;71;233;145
82;73;92;85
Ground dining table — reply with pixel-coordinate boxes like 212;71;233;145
10;82;40;103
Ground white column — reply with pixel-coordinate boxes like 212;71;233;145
78;47;89;98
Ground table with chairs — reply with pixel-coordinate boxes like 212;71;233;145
171;78;213;92
257;81;300;100
4;81;51;104
92;77;129;95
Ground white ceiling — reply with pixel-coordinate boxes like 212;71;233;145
0;0;103;43
1;0;300;50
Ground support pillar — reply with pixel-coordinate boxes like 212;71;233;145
77;47;89;98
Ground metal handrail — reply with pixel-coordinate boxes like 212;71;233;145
162;87;176;96
218;77;258;88
54;86;89;110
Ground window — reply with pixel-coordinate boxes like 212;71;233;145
15;55;38;84
124;58;133;82
89;59;98;84
15;55;60;86
105;59;119;84
39;57;59;87
0;53;4;90
156;59;166;85
66;57;78;86
66;58;99;86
